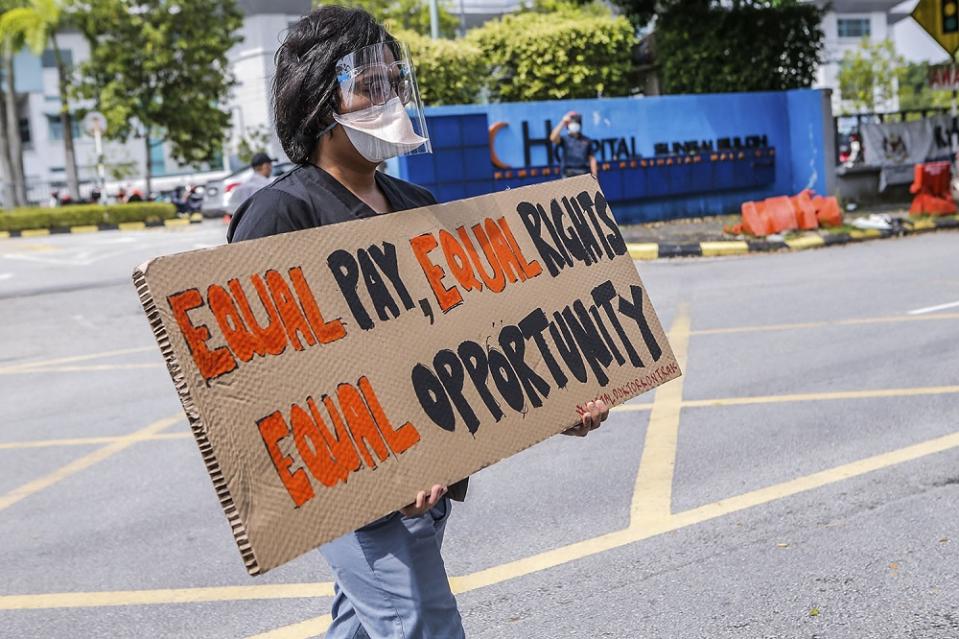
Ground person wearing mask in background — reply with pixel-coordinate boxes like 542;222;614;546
227;7;609;638
550;110;598;178
228;152;275;212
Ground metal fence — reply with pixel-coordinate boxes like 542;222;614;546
833;107;952;165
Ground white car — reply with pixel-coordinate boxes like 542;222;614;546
202;161;294;216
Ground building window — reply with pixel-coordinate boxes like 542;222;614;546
149;138;167;176
46;114;80;141
41;48;73;68
838;18;870;38
19;116;31;145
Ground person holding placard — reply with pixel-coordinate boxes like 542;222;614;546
226;7;609;637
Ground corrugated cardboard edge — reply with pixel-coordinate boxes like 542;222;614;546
132;260;263;576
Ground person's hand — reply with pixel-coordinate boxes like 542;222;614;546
562;110;577;125
400;484;447;518
562;400;609;437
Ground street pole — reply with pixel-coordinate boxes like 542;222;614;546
93;126;105;188
429;0;439;39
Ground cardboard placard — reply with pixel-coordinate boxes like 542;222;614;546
133;175;681;575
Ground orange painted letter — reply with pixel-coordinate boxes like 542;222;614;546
266;270;317;351
358;375;420;455
290;403;348;487
257;410;314;507
208;284;257;363
497;216;543;278
338;382;391;469
289;266;346;344
410;233;463;312
168;289;237;381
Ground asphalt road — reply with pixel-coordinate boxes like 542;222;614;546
1;222;957;639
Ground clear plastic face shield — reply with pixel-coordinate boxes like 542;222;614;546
331;41;431;163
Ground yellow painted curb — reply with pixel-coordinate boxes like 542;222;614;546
189;213;203;223
627;243;659;260
0;231;9;239
164;218;190;228
911;219;936;230
848;228;881;240
784;234;825;250
700;241;749;256
20;228;51;238
69;225;99;234
117;222;146;231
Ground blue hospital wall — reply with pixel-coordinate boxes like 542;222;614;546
395;88;831;223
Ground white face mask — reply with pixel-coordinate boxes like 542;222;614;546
568;122;581;134
333;97;428;163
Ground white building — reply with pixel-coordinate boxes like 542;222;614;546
12;0;312;204
12;0;538;204
813;0;915;114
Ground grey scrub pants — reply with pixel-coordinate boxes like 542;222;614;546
320;496;465;639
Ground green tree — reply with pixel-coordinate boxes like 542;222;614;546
73;0;242;198
0;0;70;205
235;124;272;166
838;38;904;113
467;5;636;102
328;0;460;38
395;28;484;105
655;0;823;94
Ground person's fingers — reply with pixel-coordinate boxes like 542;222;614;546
415;490;426;511
598;400;610;422
589;401;602;430
428;484;445;508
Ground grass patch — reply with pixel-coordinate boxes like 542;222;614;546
0;203;176;232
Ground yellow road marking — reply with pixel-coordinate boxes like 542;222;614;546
627;243;658;260
0;346;155;374
448;430;959;594
784;235;825;250
0;414;182;512
244;615;333;639
3;386;955;453
692;311;959;336
6;363;163;374
849;228;881;240
630;304;689;528
700;241;748;257
20;228;51;238
912;219;936;230
164;218;190;228
69;225;99;234
118;222;146;231
6;429;959;614
683;385;959;409
0;432;191;450
611;402;653;413
0;583;334;611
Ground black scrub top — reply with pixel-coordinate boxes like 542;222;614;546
227;164;468;502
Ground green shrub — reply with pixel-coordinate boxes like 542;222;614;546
466;9;636;102
398;29;486;105
0;202;176;232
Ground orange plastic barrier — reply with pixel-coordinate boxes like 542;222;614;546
740;201;771;236
791;191;818;230
811;195;842;227
909;162;957;216
733;191;842;237
764;196;799;234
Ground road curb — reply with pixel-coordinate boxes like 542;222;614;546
626;217;958;260
0;213;204;239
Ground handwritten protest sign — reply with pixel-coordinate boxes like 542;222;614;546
133;175;680;575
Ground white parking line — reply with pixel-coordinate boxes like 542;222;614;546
907;299;959;315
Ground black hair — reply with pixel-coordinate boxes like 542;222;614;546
273;6;392;164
